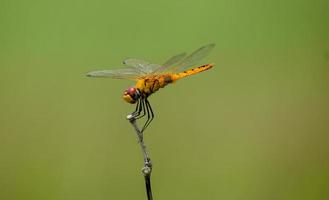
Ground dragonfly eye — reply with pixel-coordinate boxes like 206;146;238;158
123;87;140;104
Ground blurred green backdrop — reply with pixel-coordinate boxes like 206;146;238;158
1;0;329;200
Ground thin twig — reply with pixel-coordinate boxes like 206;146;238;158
127;114;153;200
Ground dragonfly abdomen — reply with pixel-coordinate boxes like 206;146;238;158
172;63;214;80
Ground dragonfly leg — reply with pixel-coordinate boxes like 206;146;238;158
141;99;150;133
131;99;140;117
131;100;143;118
141;99;154;133
135;98;147;120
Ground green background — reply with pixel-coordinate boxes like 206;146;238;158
1;0;328;199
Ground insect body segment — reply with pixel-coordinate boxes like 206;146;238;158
135;74;173;97
87;44;215;133
173;63;214;80
135;63;214;98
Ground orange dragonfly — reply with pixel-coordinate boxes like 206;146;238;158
87;43;215;132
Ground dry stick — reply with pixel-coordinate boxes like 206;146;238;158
127;114;153;200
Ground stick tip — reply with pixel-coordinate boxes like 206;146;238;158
142;166;152;176
126;114;134;120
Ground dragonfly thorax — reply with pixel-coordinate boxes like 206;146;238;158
123;87;141;104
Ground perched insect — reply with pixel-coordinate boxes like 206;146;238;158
87;44;215;132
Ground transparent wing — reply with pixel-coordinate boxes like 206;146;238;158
86;67;143;80
177;43;215;69
165;43;215;72
123;58;161;74
87;44;215;79
162;52;187;68
152;52;187;73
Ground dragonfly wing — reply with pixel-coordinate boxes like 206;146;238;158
162;52;187;68
152;52;187;73
86;44;214;80
172;43;215;72
123;58;161;74
86;67;142;80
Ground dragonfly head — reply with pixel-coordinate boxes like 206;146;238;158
123;87;140;104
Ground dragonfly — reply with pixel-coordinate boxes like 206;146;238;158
87;43;215;133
